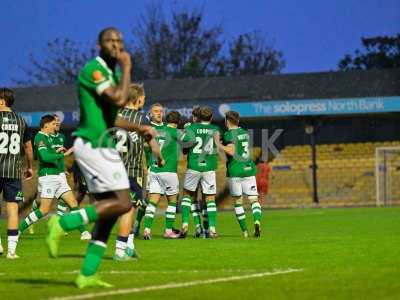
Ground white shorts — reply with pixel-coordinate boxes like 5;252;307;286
183;169;216;195
73;138;130;193
229;176;258;197
148;172;179;196
38;174;71;199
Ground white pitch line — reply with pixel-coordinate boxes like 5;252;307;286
31;269;275;276
46;268;303;300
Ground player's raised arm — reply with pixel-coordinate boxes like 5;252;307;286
114;117;157;139
79;29;132;108
220;142;235;156
215;130;235;156
101;50;131;107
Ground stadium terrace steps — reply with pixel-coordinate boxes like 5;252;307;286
268;141;400;207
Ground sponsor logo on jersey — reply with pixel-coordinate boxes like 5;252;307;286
92;70;105;83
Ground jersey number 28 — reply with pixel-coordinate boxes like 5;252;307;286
0;132;21;155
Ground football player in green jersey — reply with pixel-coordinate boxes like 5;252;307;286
180;106;221;238
52;115;70;216
28;114;92;240
19;115;84;236
184;106;209;237
218;111;261;238
143;110;181;240
134;103;182;238
45;28;158;289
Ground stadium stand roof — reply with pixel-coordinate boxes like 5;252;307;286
12;68;400;112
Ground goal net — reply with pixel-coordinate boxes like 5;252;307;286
375;147;400;206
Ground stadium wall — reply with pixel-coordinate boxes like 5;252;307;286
10;68;400;208
12;68;400;148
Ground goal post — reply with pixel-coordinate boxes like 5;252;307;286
375;147;400;206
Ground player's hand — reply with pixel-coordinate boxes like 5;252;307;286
157;157;165;167
117;51;132;70
64;148;74;156
214;132;223;150
56;147;67;153
24;168;34;180
214;131;221;143
140;125;157;140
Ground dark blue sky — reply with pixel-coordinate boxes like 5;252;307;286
1;0;399;86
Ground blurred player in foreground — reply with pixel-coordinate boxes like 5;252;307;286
46;27;158;288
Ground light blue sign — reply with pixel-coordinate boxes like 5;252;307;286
19;111;79;127
218;96;400;118
17;96;400;127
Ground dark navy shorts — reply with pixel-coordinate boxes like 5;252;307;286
128;176;146;208
0;178;24;203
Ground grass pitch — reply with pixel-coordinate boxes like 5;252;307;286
0;207;399;300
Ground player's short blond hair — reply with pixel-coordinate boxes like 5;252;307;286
129;83;145;102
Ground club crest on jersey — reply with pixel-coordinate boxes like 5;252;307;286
113;172;122;180
92;70;105;83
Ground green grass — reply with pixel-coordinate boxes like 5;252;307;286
1;207;400;300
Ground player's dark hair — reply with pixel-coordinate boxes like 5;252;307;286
166;111;181;125
129;83;145;102
40;115;56;129
225;110;240;126
192;106;201;118
0;87;15;107
98;27;120;43
199;106;213;122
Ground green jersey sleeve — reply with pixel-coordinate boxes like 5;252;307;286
180;125;195;144
78;61;112;96
34;135;63;163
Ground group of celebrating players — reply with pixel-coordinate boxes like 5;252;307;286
0;27;262;288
